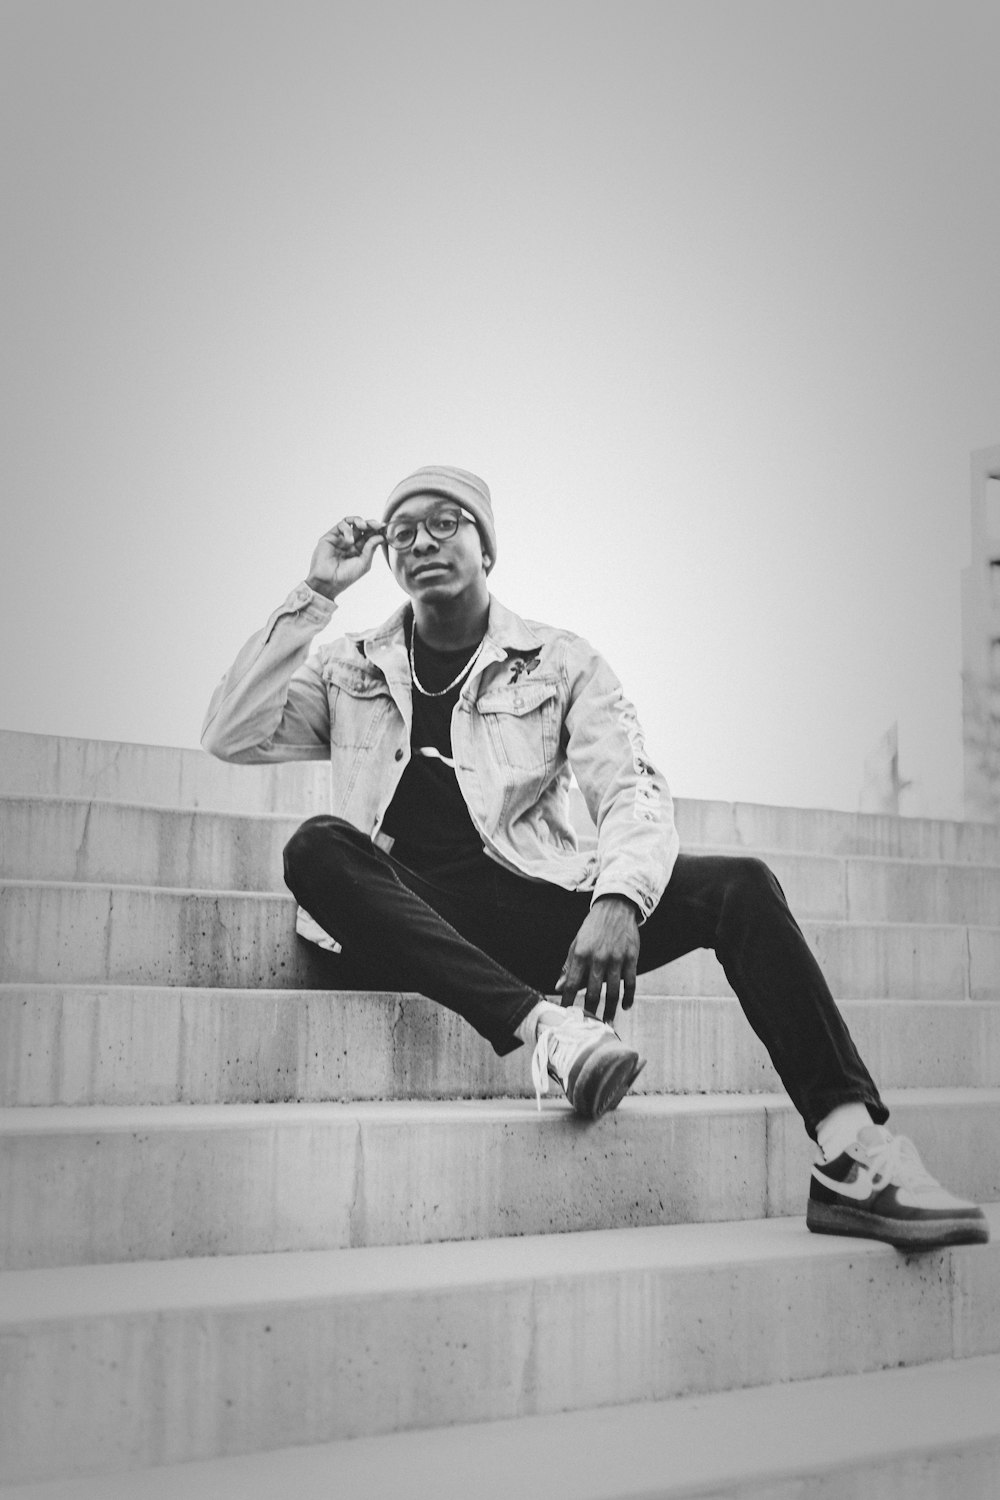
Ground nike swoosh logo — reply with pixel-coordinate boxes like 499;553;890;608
812;1167;874;1202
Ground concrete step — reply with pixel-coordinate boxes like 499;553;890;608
1;1207;997;1483
5;1354;999;1500
0;730;331;815
8;796;1000;925
3;880;1000;997
6;729;1000;862
2;1089;995;1269
0;795;300;894
4;986;1000;1107
667;794;1000;865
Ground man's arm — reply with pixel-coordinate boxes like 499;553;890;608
562;635;679;914
201;517;383;763
555;636;679;1022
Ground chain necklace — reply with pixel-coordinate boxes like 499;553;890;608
409;627;488;698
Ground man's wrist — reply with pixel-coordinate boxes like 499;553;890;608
305;575;343;602
592;893;641;922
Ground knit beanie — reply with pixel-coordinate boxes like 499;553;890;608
383;465;497;572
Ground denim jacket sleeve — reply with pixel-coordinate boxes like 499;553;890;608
561;635;679;918
201;583;337;762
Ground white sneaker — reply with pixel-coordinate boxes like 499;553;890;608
807;1125;989;1249
530;1009;645;1120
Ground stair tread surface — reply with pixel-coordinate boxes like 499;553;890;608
2;1354;998;1500
3;1205;998;1319
6;987;999;1105
11;793;1000;898
2;1088;995;1267
2;1212;997;1482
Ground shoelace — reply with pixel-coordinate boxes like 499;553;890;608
530;1015;601;1112
529;1025;558;1111
864;1133;940;1194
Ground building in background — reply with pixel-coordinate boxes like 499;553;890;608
961;443;1000;821
859;722;910;815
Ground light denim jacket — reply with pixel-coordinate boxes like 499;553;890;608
202;585;679;918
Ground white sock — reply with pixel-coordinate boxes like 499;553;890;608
515;1001;565;1047
816;1102;876;1162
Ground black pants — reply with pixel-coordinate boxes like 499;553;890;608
283;816;888;1141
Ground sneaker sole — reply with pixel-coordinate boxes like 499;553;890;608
806;1197;990;1250
570;1048;646;1121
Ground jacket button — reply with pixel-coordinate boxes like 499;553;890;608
394;748;404;761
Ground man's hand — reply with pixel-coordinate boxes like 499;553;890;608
306;516;385;601
555;895;641;1024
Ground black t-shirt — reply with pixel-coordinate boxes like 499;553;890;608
380;627;485;873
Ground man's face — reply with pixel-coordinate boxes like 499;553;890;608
387;493;488;602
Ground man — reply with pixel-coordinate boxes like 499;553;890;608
203;465;988;1251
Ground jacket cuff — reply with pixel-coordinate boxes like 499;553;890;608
289;582;338;620
590;883;656;924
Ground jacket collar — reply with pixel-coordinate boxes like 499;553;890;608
347;594;543;659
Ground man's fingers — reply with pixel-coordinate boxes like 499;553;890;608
368;524;385;550
328;517;383;558
584;961;605;1016
558;930;636;1022
328;520;358;554
555;947;583;1005
602;964;622;1025
345;517;373;553
622;956;637;1012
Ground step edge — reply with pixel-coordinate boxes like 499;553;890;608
2;1204;998;1324
2;1085;999;1132
4;1353;997;1500
3;883;995;935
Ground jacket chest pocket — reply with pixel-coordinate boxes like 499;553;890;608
322;660;395;749
476;679;562;775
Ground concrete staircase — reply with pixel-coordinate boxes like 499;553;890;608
1;727;998;1498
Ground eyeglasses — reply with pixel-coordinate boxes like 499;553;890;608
384;506;477;553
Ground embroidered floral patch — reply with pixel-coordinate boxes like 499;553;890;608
508;655;541;684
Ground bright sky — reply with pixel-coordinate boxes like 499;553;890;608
3;1;998;817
